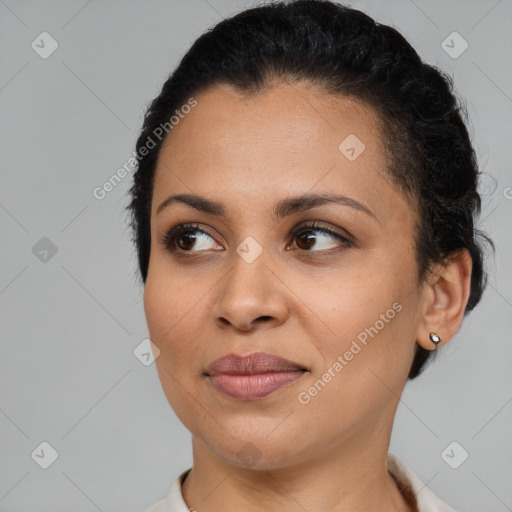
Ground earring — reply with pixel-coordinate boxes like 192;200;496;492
429;332;441;349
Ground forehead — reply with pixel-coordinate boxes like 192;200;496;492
152;82;397;219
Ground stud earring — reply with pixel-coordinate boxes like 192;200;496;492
429;332;441;349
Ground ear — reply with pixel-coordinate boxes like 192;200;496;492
416;248;473;351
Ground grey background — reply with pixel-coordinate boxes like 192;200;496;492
0;0;511;510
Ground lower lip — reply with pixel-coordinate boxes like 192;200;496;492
208;371;305;400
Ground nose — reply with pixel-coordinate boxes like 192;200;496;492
211;249;290;332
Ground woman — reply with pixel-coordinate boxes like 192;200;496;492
126;1;492;510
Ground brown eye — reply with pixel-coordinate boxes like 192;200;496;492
176;231;198;251
160;221;353;256
295;231;316;250
160;223;221;253
290;222;353;253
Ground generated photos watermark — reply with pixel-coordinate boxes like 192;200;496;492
92;97;198;201
297;301;403;405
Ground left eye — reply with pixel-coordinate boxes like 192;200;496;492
160;221;352;254
290;223;352;252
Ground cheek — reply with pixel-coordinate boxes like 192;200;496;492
309;266;406;345
143;272;198;361
314;297;411;388
143;275;172;342
301;253;419;394
143;274;208;426
293;304;416;440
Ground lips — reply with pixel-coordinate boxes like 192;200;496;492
206;352;306;375
205;352;307;400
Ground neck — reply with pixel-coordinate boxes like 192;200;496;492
181;424;412;512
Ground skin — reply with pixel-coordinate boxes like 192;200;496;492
143;81;472;512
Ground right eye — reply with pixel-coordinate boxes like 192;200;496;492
159;223;223;253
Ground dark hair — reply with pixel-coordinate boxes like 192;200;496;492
126;0;493;379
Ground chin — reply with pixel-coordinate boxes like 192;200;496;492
195;423;316;471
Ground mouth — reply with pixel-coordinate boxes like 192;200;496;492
205;352;307;400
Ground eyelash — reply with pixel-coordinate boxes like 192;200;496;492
159;221;353;256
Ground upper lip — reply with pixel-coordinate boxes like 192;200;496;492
205;352;306;376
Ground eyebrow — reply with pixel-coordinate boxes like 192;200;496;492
156;192;378;222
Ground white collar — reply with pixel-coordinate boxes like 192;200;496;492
144;453;457;512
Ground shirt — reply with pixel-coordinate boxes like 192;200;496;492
144;453;457;512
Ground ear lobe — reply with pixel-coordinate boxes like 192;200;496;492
416;248;473;351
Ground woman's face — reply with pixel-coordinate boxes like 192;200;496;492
144;82;427;469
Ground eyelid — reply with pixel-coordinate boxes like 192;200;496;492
290;220;354;243
158;222;219;250
159;220;354;254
